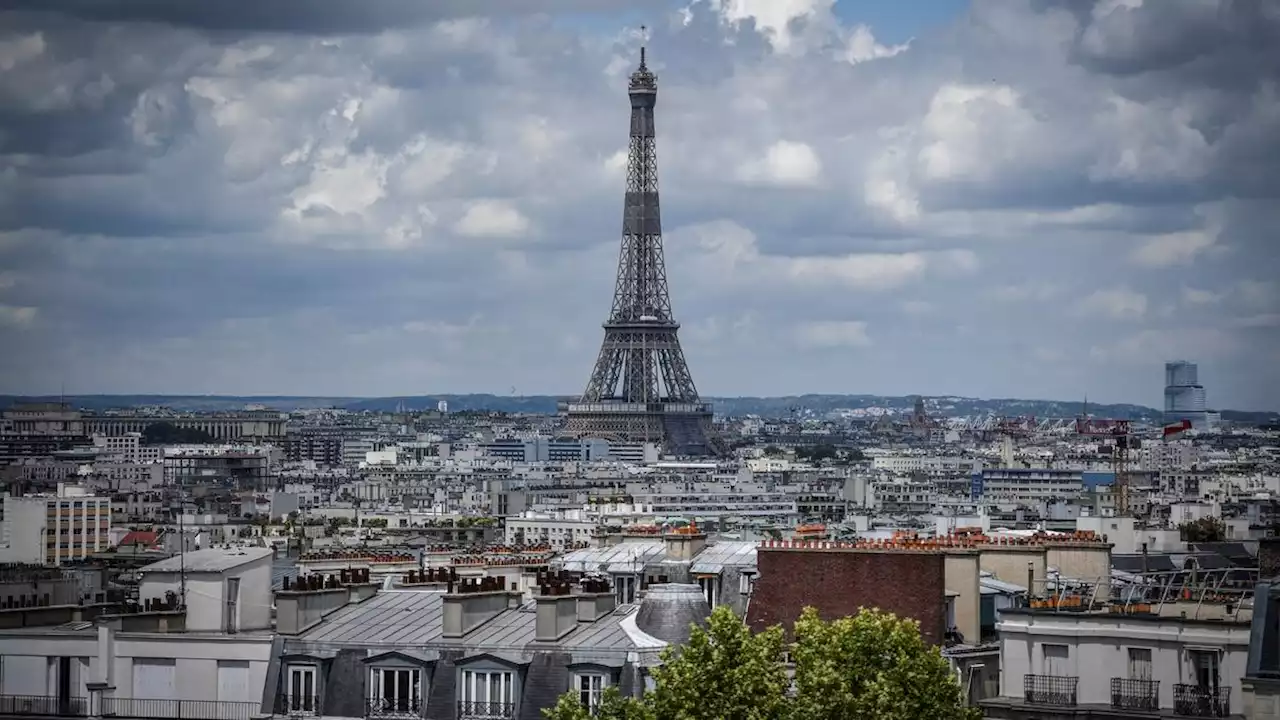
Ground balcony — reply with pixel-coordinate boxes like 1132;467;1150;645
1173;684;1230;718
0;697;260;720
0;696;88;717
365;697;422;719
456;701;516;719
275;695;321;716
1111;677;1159;712
1023;674;1078;707
102;698;262;720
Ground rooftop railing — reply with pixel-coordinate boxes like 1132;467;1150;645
0;695;88;717
102;697;262;720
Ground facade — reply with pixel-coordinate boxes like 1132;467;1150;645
561;47;719;458
269;574;697;720
84;412;285;441
1165;360;1210;430
0;488;111;565
0;549;278;719
983;607;1249;719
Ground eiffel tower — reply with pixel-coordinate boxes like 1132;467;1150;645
562;42;720;457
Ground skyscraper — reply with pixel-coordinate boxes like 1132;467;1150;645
562;44;720;457
1164;360;1208;429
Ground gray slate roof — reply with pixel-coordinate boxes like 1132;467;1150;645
689;541;757;574
289;590;648;661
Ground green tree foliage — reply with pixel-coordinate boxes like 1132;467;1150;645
142;421;215;445
789;607;976;720
1179;516;1226;543
543;606;976;720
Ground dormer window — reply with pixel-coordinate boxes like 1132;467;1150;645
368;667;422;718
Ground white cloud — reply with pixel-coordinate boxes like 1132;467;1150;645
0;33;45;72
736;140;823;187
1131;229;1217;267
794;320;872;348
1076;288;1148;320
902;300;934;316
453;200;531;239
0;305;37;328
844;24;909;65
1180;286;1222;306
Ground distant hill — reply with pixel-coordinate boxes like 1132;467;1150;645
2;393;1275;423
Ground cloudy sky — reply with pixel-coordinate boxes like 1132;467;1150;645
1;0;1278;410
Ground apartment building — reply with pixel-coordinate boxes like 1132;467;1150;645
0;486;111;565
0;548;276;718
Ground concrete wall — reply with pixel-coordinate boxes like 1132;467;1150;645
276;588;348;635
141;554;272;632
1044;544;1111;600
748;548;947;645
997;609;1251;710
0;627;273;704
979;547;1046;595
943;552;981;644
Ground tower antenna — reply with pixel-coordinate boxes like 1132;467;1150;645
640;26;647;68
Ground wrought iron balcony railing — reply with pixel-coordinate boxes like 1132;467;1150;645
1023;674;1078;707
1173;683;1230;718
456;700;516;719
1111;677;1160;712
0;695;88;717
276;694;321;716
365;697;422;719
101;698;262;720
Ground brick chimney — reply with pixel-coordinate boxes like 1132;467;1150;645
576;576;616;622
441;576;518;639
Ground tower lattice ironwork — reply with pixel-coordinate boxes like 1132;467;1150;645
562;44;721;457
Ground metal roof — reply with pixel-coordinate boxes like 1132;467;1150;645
139;547;273;574
556;541;665;573
690;541;757;574
291;590;644;656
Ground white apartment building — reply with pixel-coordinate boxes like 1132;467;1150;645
984;607;1250;718
0;486;111;565
0;548;275;718
504;511;598;549
871;454;977;475
93;433;164;464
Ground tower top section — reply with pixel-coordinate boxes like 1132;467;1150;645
629;30;656;95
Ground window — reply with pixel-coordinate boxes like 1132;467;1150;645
285;665;317;714
1188;649;1220;690
698;576;718;607
1127;648;1153;680
1041;644;1070;676
369;667;421;716
574;673;607;712
614;575;636;605
738;572;755;596
459;669;514;718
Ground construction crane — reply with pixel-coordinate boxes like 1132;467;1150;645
1075;417;1135;515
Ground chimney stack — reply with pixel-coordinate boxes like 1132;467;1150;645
442;576;516;638
663;523;708;561
576;575;616;622
534;573;578;641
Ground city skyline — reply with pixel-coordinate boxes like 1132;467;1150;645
2;1;1278;409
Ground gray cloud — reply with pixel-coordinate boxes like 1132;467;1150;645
2;0;1278;408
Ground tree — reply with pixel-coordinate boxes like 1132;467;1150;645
142;422;215;445
646;607;790;720
1180;516;1226;543
789;607;976;720
543;606;976;720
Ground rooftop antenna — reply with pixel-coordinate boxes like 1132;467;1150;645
640;26;647;69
